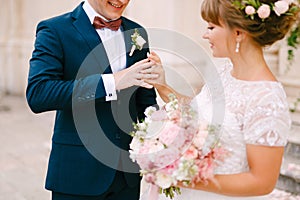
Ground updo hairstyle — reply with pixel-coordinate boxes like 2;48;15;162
201;0;299;46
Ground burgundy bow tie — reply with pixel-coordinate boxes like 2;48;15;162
93;16;122;31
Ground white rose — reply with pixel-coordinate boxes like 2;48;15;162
144;117;152;124
129;137;140;150
165;100;178;112
144;106;157;118
274;0;289;16
155;171;174;189
135;35;146;50
135;130;146;138
257;4;271;19
137;122;147;131
245;5;256;15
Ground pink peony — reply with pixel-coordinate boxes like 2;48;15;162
193;130;208;149
274;0;289;16
157;121;182;145
245;5;256;15
182;145;198;160
257;4;271;19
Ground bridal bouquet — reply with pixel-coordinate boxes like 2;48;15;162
129;94;225;199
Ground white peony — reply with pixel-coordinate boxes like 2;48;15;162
274;0;289;16
155;171;174;189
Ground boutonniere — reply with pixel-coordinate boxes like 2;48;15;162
129;28;146;56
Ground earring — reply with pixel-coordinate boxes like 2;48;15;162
235;42;240;53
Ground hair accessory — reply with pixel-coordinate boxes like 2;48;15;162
233;0;299;21
233;0;300;63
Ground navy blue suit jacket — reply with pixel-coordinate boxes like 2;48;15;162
26;2;156;196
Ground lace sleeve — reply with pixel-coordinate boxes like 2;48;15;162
243;85;291;146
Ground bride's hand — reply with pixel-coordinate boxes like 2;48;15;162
141;51;166;87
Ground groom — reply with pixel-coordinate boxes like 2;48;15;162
26;0;157;199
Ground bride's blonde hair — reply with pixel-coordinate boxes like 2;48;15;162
201;0;299;46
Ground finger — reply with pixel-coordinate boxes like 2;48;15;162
130;59;151;70
134;58;150;65
148;51;161;63
142;65;163;76
140;82;154;89
140;66;154;74
141;73;159;79
135;73;143;80
150;51;158;57
144;79;156;85
135;73;157;80
135;61;155;71
135;80;153;89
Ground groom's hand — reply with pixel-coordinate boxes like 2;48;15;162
114;59;158;90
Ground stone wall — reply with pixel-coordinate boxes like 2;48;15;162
0;0;81;96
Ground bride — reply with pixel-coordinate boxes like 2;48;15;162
142;0;300;199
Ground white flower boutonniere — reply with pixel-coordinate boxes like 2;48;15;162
129;28;146;56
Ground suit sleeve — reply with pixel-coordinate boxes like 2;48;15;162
26;21;107;113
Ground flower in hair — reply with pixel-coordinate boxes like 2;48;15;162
274;0;290;16
245;5;256;15
257;4;271;19
233;0;296;20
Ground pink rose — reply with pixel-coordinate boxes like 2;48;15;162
245;5;256;15
182;145;198;160
193;130;208;149
274;0;289;16
144;173;156;184
257;4;271;19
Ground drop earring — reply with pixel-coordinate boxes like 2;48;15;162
235;41;240;53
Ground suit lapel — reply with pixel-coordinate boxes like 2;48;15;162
72;3;100;50
121;18;136;68
71;3;111;74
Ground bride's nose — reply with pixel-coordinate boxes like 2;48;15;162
202;31;209;39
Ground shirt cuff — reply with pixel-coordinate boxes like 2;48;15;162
101;74;117;101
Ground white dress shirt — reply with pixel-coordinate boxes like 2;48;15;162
83;0;127;101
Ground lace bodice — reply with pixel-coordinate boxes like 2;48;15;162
193;63;291;174
151;63;292;200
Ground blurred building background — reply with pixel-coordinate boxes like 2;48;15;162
0;0;299;199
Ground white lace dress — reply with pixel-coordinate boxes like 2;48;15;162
154;64;291;200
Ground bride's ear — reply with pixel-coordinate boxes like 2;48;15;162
234;29;245;43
